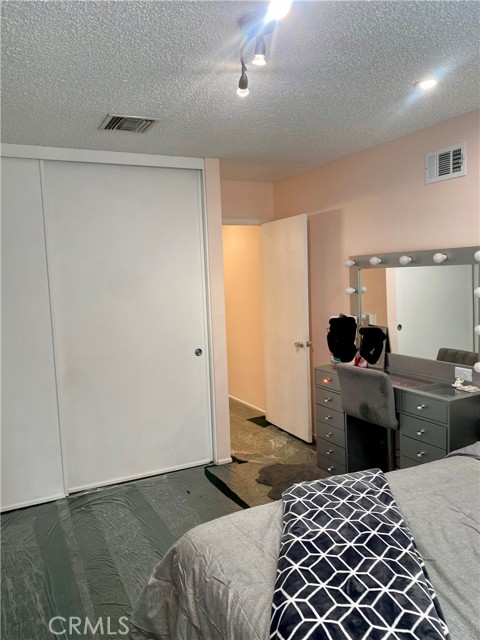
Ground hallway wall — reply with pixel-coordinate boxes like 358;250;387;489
222;226;266;411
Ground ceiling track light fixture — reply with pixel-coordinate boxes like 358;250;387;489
235;5;287;96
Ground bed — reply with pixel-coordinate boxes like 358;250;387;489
129;443;480;640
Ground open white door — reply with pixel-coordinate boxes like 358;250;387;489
262;215;312;442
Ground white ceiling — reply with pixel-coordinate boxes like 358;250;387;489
1;1;479;181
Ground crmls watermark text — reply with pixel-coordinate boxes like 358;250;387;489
48;616;129;636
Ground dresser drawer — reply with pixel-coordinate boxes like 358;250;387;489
316;405;345;431
401;392;447;424
316;422;346;448
400;414;447;449
317;453;346;475
400;435;446;464
316;439;345;465
315;368;340;392
315;387;343;412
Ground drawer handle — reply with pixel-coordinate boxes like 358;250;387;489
325;449;333;455
416;429;425;436
324;415;333;421
327;466;334;472
324;397;333;403
417;404;426;411
325;432;333;438
417;451;426;458
323;378;332;383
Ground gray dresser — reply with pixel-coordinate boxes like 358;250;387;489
314;364;480;475
314;365;347;474
397;385;480;468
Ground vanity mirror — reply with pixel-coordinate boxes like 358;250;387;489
346;246;480;361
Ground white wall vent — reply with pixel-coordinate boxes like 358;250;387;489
99;114;156;133
425;142;466;184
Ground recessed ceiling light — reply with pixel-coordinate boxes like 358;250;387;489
414;78;438;90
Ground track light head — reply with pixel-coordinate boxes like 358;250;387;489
237;62;249;97
252;35;266;65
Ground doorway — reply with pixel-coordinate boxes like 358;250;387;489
222;221;313;466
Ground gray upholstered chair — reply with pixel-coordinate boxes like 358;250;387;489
336;364;398;471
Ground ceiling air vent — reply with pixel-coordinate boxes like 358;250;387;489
425;142;466;184
99;114;156;133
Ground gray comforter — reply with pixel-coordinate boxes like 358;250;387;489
130;446;480;640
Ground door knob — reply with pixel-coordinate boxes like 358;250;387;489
195;348;203;356
294;341;305;348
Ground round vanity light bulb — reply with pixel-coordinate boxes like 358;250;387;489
344;259;356;268
474;249;480;262
237;87;249;97
474;362;480;374
399;255;413;265
474;325;480;336
474;287;480;299
345;287;357;295
433;252;447;264
369;256;382;266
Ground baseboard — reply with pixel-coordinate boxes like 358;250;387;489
229;395;265;414
68;458;213;494
1;492;66;513
215;457;233;465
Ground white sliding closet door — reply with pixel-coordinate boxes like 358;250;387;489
1;157;65;510
43;161;212;491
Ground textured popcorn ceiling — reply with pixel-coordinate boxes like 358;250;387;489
1;1;479;181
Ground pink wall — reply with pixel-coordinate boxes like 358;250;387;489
221;180;274;221
222;226;266;411
274;110;480;365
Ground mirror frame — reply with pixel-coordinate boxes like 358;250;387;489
346;245;480;354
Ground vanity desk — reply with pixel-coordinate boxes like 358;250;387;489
315;357;480;475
